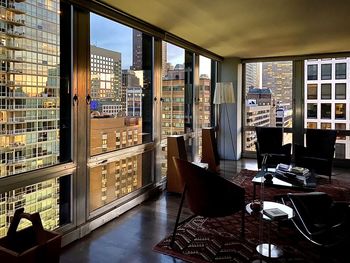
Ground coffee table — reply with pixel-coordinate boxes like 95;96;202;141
252;169;316;199
246;201;294;259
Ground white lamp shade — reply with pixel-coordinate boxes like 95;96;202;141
213;82;235;104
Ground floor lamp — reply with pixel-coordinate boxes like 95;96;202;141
213;82;236;160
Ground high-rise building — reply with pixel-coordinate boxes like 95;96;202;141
161;42;167;78
90;116;142;211
132;30;142;70
245;63;260;89
305;58;350;159
244;88;272;151
90;45;123;114
122;69;142;117
262;61;292;107
0;0;60;236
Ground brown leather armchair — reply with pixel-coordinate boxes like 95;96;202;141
170;157;245;247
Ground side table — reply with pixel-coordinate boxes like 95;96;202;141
246;201;294;259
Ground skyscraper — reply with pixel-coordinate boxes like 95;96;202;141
0;0;60;236
262;61;292;107
245;63;260;89
132;30;143;70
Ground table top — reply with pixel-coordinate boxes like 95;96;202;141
252;170;316;189
246;201;294;221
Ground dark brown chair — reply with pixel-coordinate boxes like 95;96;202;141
255;127;292;169
170;157;245;247
284;192;350;248
294;129;337;180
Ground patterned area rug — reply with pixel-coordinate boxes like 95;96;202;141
153;169;350;263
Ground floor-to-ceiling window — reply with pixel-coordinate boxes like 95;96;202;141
193;55;212;160
243;61;293;153
160;42;186;177
88;13;153;213
0;0;71;237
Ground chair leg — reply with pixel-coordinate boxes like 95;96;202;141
170;186;187;248
241;204;245;239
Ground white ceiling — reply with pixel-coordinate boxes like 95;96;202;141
102;0;350;59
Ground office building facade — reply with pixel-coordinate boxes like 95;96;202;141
0;0;61;236
305;58;350;159
90;45;123;115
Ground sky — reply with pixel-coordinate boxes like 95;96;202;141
90;13;211;75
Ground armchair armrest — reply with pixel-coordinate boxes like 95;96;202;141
255;141;260;155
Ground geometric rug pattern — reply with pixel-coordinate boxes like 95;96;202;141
154;169;350;263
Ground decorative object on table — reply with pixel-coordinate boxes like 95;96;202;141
274;163;314;188
255;126;292;169
170;157;245;247
250;199;263;213
263;172;273;183
263;208;288;220
213;82;236;160
0;208;61;263
295;129;337;181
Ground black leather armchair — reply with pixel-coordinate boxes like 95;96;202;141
170;157;245;247
285;192;350;248
255;126;292;169
295;129;337;180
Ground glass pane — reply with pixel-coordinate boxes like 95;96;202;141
0;175;71;238
307;103;317;118
335;143;346;159
321;122;331;129
321;84;331;99
195;55;212;160
335;103;346;119
244;61;293;151
307;122;317;129
89;152;151;212
307;64;317;80
160;42;186;177
335;123;346;139
321;103;331;119
335;83;346;99
0;0;62;177
161;43;185;139
307;84;317;99
335;63;346;79
89;14;153;156
321;64;332;80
